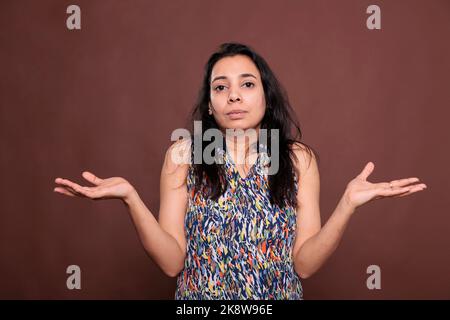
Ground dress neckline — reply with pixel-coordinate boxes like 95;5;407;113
223;148;262;182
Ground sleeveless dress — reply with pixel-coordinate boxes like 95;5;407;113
174;145;303;300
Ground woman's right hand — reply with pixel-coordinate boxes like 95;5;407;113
54;171;136;202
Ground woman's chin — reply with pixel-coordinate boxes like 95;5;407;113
225;123;252;131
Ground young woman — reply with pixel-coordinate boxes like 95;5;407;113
53;43;427;300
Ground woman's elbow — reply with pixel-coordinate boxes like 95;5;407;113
295;264;312;279
164;261;185;278
298;272;312;279
165;269;181;278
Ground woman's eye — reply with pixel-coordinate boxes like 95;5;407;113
214;83;254;92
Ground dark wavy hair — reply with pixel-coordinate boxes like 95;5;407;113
187;42;319;208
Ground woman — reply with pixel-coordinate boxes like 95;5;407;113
53;43;427;299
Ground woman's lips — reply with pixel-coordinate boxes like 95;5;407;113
227;111;247;120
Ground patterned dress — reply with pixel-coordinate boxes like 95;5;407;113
174;145;303;300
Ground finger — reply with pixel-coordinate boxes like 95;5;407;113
57;180;89;197
55;177;74;187
386;182;427;190
375;183;427;199
55;178;84;191
67;184;88;197
358;162;375;181
392;184;427;198
389;177;421;188
76;186;105;200
377;180;426;191
53;187;76;197
376;185;412;197
54;179;77;194
54;179;102;198
82;171;103;186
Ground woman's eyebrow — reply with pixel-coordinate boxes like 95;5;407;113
211;73;257;83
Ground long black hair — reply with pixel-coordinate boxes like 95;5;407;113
187;42;319;208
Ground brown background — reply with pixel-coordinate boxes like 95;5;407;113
0;0;449;299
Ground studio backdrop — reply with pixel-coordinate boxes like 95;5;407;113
0;0;449;299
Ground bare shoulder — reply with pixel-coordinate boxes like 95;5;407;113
161;137;192;189
163;138;192;174
291;142;322;273
290;141;319;178
158;138;192;261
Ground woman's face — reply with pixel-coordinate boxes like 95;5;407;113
209;55;266;133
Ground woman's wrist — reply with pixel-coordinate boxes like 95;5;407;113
123;186;139;207
338;191;357;217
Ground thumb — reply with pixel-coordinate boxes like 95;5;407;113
82;171;103;185
358;161;375;181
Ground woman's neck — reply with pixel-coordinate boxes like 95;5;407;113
222;127;260;165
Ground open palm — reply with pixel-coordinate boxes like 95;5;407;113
54;171;134;201
343;162;427;210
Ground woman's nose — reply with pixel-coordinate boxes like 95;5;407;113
228;93;241;103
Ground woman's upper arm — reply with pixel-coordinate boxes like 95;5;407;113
291;143;322;259
158;138;191;258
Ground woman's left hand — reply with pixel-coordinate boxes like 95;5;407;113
342;161;427;211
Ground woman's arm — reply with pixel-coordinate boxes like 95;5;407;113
290;144;345;279
54;138;192;278
123;187;187;278
293;189;354;279
291;144;426;279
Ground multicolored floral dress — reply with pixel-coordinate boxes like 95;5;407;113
174;145;303;300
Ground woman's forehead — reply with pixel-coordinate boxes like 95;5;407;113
211;55;260;80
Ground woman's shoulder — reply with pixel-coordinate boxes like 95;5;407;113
289;141;318;177
169;137;192;161
162;137;192;177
